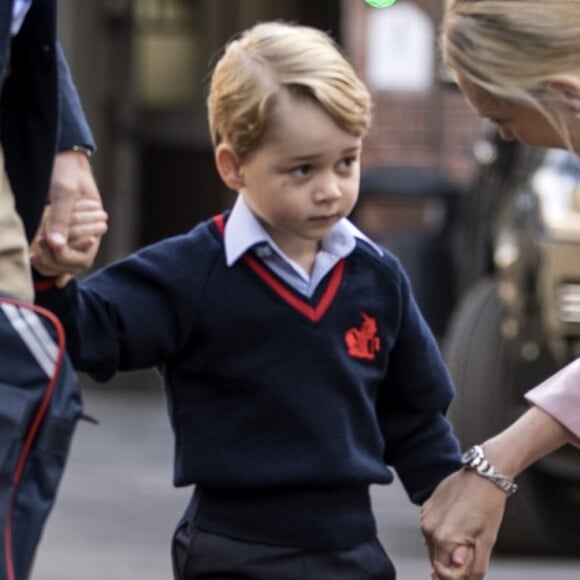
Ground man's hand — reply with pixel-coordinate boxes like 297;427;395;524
30;199;108;285
31;150;107;286
46;149;102;247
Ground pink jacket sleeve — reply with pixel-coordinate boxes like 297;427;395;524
525;358;580;445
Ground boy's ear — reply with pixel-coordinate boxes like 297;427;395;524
214;143;245;190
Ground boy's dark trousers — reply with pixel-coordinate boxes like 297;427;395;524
0;296;84;580
172;520;396;580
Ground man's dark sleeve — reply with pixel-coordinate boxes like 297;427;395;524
55;43;95;152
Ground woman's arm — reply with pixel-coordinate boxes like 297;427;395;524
421;405;571;579
525;358;580;443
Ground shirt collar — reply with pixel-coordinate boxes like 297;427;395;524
223;194;382;266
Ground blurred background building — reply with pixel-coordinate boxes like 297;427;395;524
57;0;482;265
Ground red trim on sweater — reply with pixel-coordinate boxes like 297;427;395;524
34;278;58;291
213;214;344;322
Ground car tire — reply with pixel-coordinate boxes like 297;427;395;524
443;277;580;554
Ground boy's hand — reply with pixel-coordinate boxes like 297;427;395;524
430;545;475;580
30;199;108;286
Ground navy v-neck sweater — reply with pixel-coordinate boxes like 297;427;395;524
37;214;461;550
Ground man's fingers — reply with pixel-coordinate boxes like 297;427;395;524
69;220;108;241
46;183;77;247
70;208;108;224
47;150;102;248
71;199;104;212
30;238;59;276
68;236;97;252
51;242;98;269
31;237;98;276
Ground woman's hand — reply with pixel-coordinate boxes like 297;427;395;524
421;468;507;579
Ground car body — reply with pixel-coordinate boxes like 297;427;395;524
445;137;580;554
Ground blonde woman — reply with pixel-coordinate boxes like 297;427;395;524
421;1;580;578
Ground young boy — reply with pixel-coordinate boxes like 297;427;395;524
32;21;462;580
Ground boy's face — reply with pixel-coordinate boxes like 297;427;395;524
236;94;363;264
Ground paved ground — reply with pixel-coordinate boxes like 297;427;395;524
32;370;580;579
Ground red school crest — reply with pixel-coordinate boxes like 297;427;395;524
344;312;381;360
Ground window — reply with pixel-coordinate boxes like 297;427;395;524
133;0;201;108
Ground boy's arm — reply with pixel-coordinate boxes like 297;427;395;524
34;231;210;381
376;268;473;576
377;267;462;504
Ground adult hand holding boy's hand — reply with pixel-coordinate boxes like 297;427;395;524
30;150;107;287
30;197;108;286
421;468;506;580
47;150;101;245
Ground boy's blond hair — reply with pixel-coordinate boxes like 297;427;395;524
207;21;372;160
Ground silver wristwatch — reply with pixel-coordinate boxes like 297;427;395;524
461;445;518;496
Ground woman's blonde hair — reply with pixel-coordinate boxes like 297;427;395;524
442;0;580;147
207;21;372;159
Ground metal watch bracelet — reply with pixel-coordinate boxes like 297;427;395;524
461;444;518;496
71;145;94;159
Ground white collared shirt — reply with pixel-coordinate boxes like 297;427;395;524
224;195;382;298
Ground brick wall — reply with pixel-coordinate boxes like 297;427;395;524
343;0;484;186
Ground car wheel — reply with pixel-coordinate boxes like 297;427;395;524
443;277;580;554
